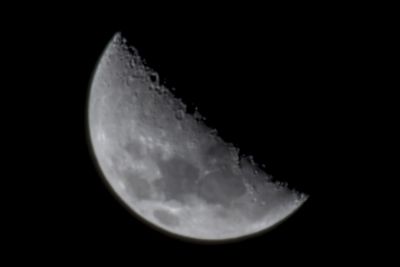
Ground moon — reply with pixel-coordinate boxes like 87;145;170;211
88;32;308;241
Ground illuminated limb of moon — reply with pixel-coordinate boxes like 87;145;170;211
88;33;308;241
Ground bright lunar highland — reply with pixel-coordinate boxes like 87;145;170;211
88;33;308;241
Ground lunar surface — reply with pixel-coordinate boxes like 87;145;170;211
88;32;308;241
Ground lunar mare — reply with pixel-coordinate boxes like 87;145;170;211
88;32;308;240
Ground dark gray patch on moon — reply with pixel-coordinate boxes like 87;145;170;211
153;209;180;227
122;171;152;200
154;156;200;202
197;168;246;205
124;140;145;160
153;153;247;207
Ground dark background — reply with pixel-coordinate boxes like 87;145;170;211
6;5;387;263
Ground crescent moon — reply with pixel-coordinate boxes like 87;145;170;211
88;32;308;242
